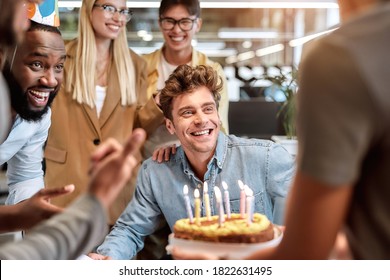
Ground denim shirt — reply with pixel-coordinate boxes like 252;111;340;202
0;109;50;205
97;132;295;259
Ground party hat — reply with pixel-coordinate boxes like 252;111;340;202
27;0;60;27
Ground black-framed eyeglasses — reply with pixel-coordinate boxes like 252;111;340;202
93;4;133;22
159;17;197;31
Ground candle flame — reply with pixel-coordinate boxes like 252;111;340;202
194;188;200;198
183;185;189;195
245;185;253;196
203;181;208;193
238;180;245;190
222;181;229;190
214;186;222;202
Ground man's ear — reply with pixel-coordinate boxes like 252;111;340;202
195;18;202;33
165;119;175;135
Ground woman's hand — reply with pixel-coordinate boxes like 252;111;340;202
171;247;219;260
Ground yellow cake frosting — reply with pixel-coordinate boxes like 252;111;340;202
173;213;274;243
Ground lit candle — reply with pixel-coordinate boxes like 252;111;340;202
238;180;246;218
203;182;211;221
213;186;225;226
245;186;254;226
222;181;231;219
194;189;201;226
183;185;194;223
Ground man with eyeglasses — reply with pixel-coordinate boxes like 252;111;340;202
138;0;230;260
142;0;229;161
159;17;197;31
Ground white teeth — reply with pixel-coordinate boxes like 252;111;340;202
30;90;49;99
193;130;209;136
171;36;184;42
107;24;119;30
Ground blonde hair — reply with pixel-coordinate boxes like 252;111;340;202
65;0;136;107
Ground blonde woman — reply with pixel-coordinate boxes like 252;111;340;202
44;0;163;226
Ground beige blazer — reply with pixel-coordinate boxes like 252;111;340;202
44;42;163;224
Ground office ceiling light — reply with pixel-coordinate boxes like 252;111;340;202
289;27;338;47
201;1;338;9
225;55;238;64
226;43;285;64
225;50;255;65
242;40;253;49
142;34;154;42
218;28;278;39
58;1;81;8
193;41;227;50
256;43;284;57
133;46;236;57
137;30;148;38
237;51;256;62
201;48;237;57
58;1;338;9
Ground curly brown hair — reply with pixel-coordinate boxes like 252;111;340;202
159;64;222;121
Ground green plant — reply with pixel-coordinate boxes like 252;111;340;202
262;66;298;139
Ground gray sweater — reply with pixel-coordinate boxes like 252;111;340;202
0;194;108;260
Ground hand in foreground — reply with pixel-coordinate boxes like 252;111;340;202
88;128;146;209
171;247;219;260
88;253;112;260
0;184;75;232
152;144;177;163
329;231;352;259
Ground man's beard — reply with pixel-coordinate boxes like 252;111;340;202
3;65;57;122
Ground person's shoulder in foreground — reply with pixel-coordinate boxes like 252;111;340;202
172;0;390;260
0;129;146;260
297;0;390;259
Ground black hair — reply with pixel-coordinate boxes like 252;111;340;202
28;20;62;36
159;0;201;18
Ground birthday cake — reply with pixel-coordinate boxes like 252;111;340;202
173;213;274;243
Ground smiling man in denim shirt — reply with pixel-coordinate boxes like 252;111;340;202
91;65;295;260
